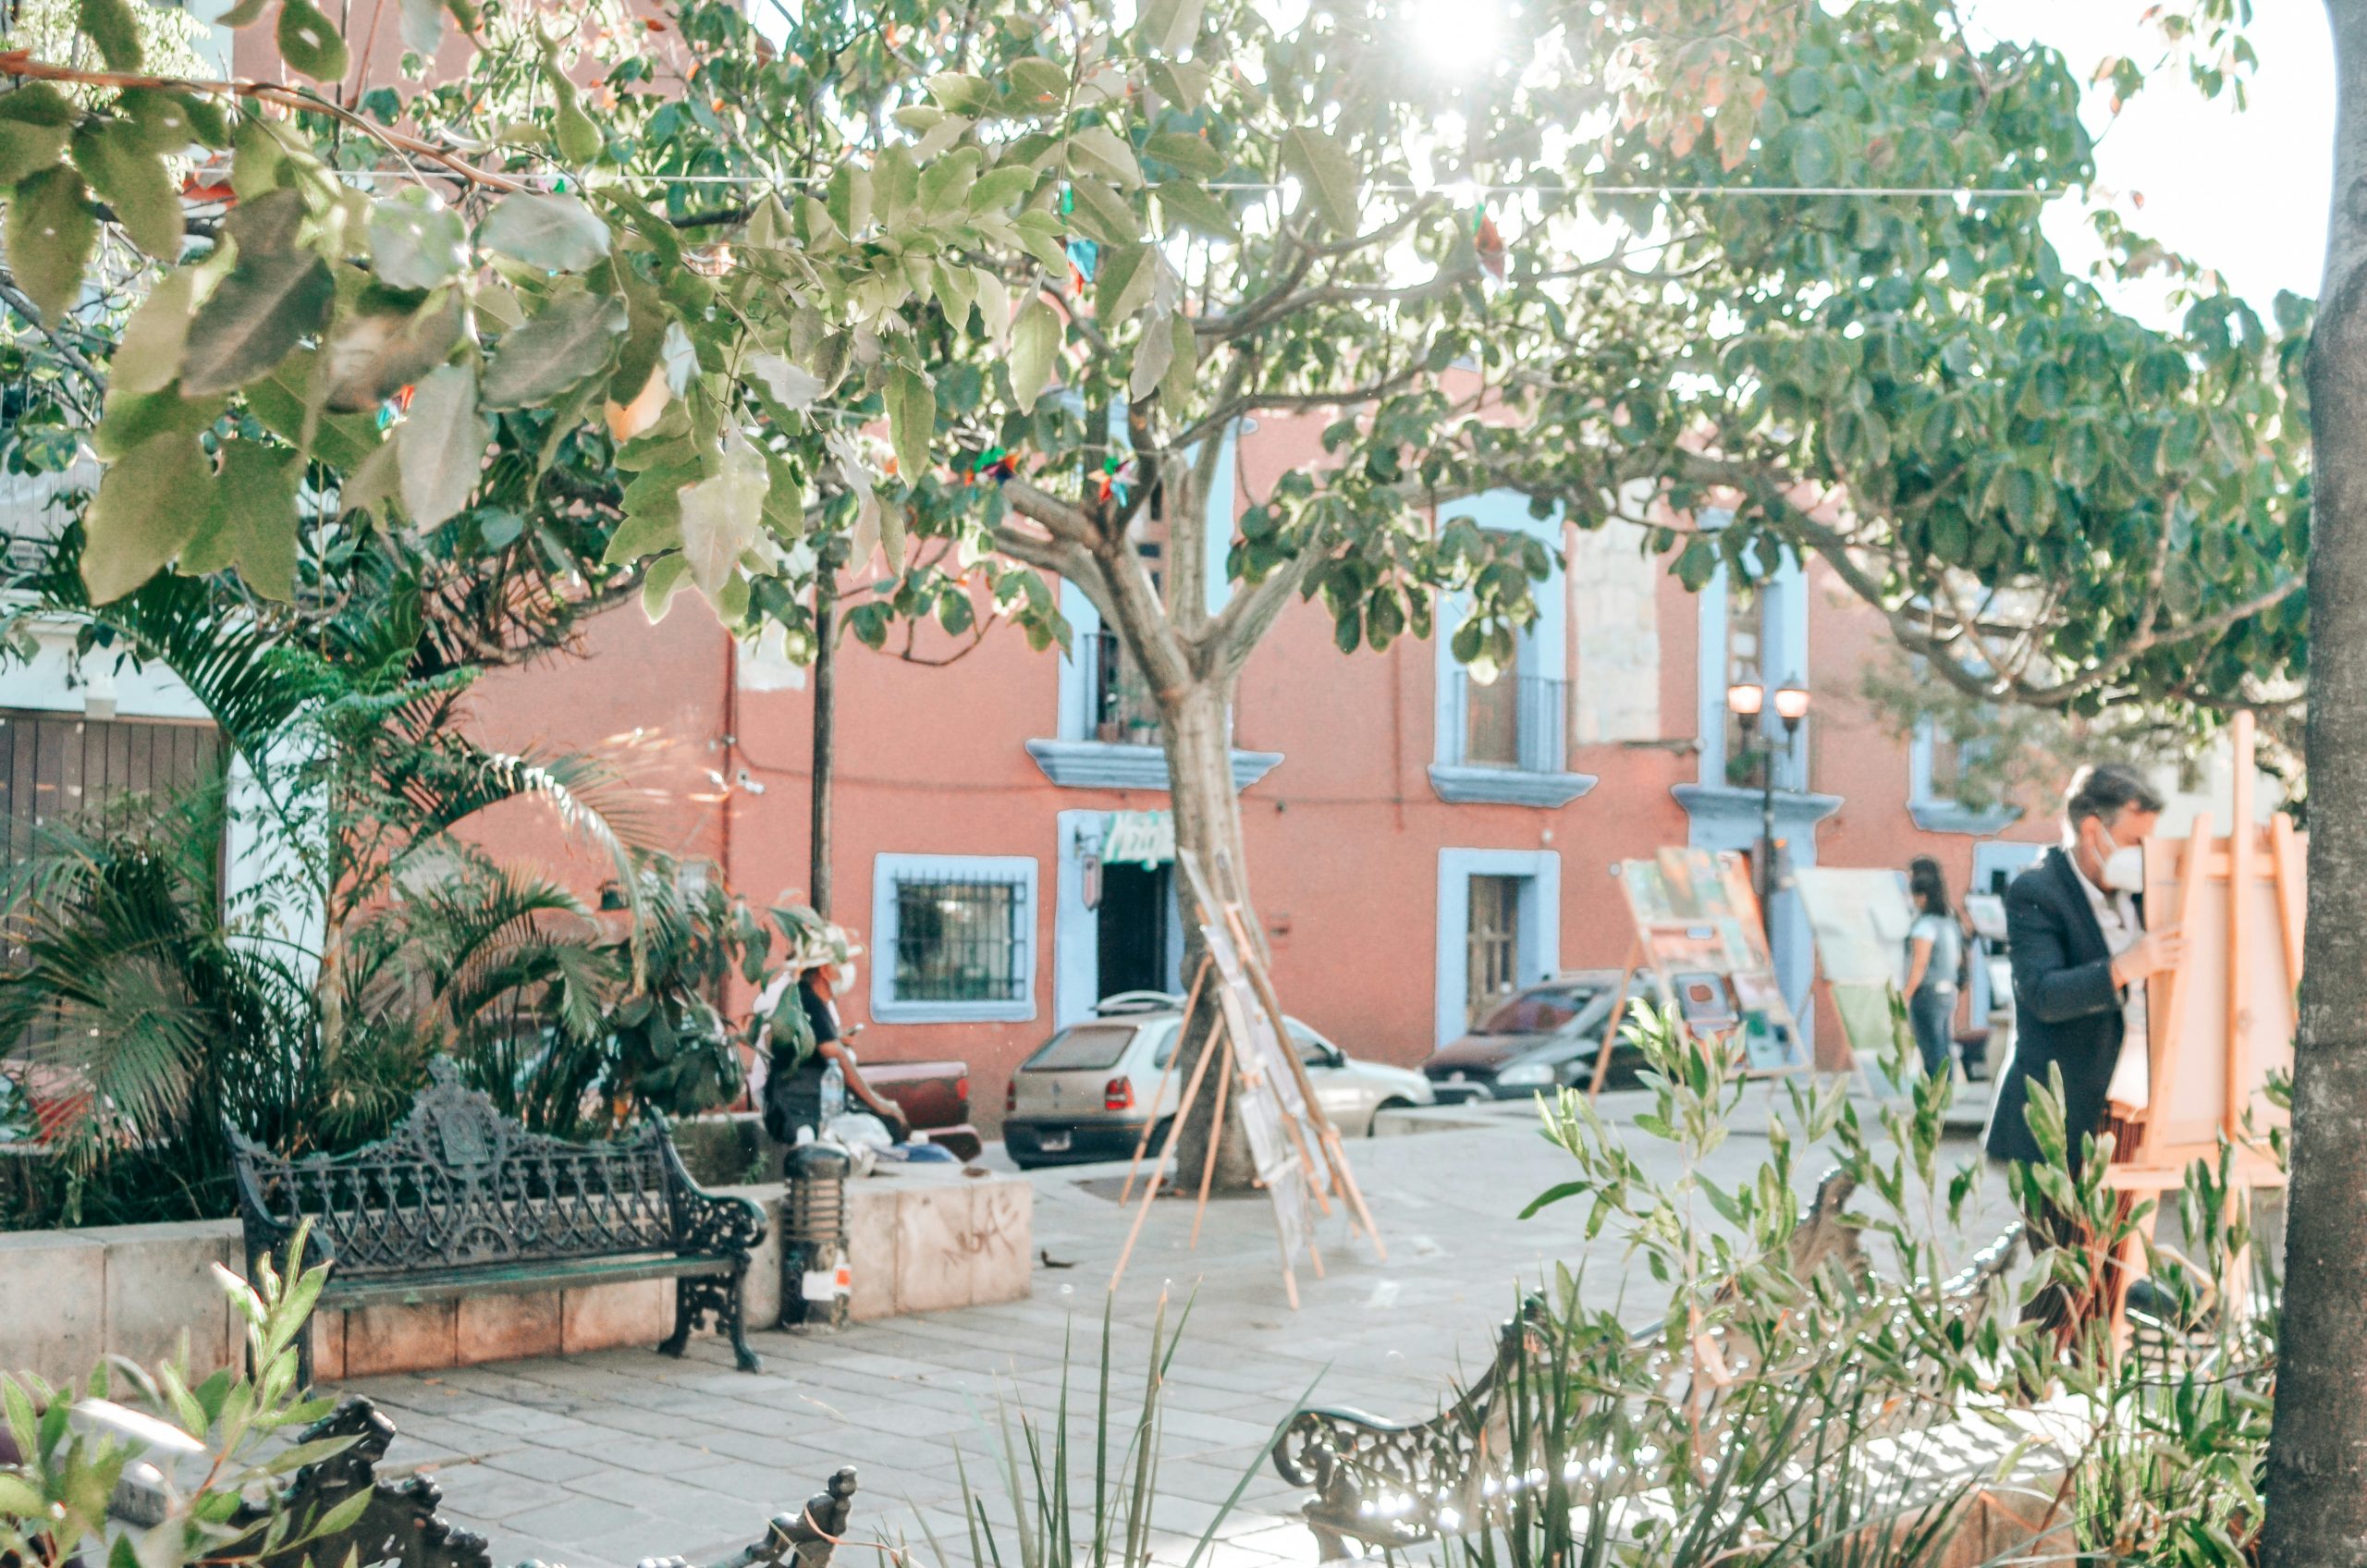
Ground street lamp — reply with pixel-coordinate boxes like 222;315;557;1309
1725;674;1811;935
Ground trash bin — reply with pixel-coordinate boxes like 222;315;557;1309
782;1140;852;1331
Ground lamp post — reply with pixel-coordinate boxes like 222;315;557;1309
1724;674;1812;937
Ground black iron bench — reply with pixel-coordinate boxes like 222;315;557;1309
227;1058;767;1385
1269;1171;2024;1559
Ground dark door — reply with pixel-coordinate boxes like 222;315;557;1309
1098;863;1171;999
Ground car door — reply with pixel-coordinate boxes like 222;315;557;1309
1285;1020;1370;1130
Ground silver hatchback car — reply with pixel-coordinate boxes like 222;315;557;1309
1001;994;1435;1168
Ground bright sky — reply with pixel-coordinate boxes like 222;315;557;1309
1962;0;2335;325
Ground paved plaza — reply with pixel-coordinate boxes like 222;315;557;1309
332;1091;2013;1568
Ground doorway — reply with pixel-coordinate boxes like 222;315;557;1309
1466;874;1523;1027
1097;862;1173;999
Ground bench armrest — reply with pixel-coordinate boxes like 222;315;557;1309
657;1134;767;1258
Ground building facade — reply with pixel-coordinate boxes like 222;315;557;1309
456;423;2061;1126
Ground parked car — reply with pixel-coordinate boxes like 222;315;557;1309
1421;970;1637;1101
1001;993;1434;1168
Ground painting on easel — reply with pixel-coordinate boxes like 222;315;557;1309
1590;847;1808;1093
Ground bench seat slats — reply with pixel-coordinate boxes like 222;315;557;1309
320;1252;737;1308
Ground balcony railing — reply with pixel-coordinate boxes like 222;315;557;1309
1082;628;1162;746
1444;672;1569;774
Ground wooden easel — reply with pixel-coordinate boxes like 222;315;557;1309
2086;711;2296;1337
1107;855;1385;1305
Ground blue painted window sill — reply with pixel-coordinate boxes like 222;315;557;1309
1908;800;2024;836
1025;739;1282;792
1427;765;1599;808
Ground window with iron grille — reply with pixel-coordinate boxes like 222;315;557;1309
870;854;1039;1023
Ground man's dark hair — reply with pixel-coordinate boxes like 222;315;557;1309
2065;763;2165;826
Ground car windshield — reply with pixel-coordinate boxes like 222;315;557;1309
1023;1023;1144;1072
1476;985;1610;1036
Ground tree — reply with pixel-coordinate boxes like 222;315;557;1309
0;0;2312;1191
607;0;2306;1176
2263;3;2367;1560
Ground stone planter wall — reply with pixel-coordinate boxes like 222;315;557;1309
0;1164;1030;1388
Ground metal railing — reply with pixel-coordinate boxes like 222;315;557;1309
892;872;1030;1003
1443;672;1569;773
1081;628;1162;746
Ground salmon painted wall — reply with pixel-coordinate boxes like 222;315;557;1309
458;457;2058;1126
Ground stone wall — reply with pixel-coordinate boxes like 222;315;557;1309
0;1165;1031;1388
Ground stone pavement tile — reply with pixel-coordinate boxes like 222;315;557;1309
565;1432;719;1472
568;1402;718;1441
475;1445;616;1485
1143;1407;1289;1457
500;1492;654;1539
673;1456;803;1507
558;1464;783;1530
410;1461;561;1521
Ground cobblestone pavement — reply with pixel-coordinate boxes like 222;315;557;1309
333;1090;2013;1568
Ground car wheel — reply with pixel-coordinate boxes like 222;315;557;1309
1369;1097;1414;1135
1148;1116;1174;1154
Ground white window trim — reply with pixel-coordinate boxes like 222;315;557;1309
870;852;1040;1023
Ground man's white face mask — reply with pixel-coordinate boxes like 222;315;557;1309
2097;822;2145;894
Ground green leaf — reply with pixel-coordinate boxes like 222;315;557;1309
93;383;225;459
1162;311;1198;409
224;186;305;254
83;432;211;602
1154;179;1235;239
179;251;335;394
0;84;77;128
112;268;194;394
551;81;602;165
1134;0;1206;55
276;0;350;80
79;0;144;70
1009;297;1061;413
1781;123;1836;187
480;289;627;409
180;439;299;599
966;165;1037;214
369;190;467;289
1065;176;1136;245
397;362;487;526
678;431;768;597
1006;58;1070;107
1012;208;1074;273
72;120;181;261
1145;131;1224;179
1147;61;1210;111
479;192;609;272
885;364;935;484
1282;126;1359;233
0;118;70;186
117;88;214;152
218;0;267;23
324;294;464;410
641;552;691;621
1068;125;1142;190
6;164;96;322
245;351;378;469
1097;243;1154;325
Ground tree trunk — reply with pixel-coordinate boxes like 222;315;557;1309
1161;675;1261;1193
2262;8;2367;1562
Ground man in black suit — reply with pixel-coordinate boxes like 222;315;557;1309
1985;764;2185;1178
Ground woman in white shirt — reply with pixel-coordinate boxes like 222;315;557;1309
1902;856;1965;1080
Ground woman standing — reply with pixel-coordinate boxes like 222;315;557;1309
1902;856;1965;1080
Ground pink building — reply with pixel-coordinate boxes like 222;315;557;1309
464;422;2054;1128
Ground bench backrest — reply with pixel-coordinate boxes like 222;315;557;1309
228;1060;688;1280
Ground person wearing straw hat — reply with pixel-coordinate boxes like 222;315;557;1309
756;911;912;1146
